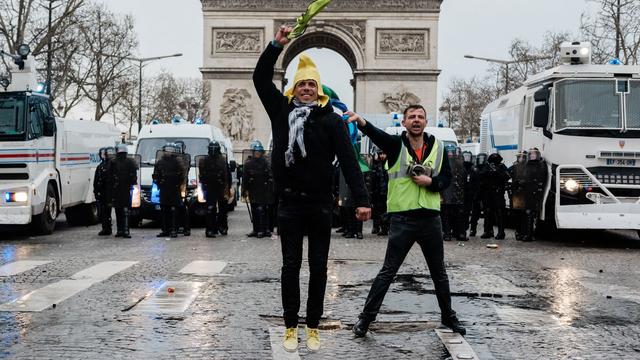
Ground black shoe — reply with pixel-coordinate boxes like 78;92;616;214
336;228;345;234
444;235;452;242
442;315;466;335
256;232;266;238
183;230;191;236
122;233;131;239
495;233;505;240
480;233;494;239
522;236;534;242
353;318;372;337
356;232;363;239
378;230;388;236
206;231;216;238
456;235;469;241
344;232;355;239
170;232;178;238
247;232;257;237
157;232;169;238
114;232;123;238
371;227;380;235
98;230;111;236
219;229;228;235
469;229;477;237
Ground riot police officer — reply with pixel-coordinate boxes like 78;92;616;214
174;140;191;236
441;146;468;241
468;153;487;237
198;141;230;238
370;146;389;236
522;148;547;241
110;144;138;238
242;141;274;238
461;151;475;236
94;147;115;235
509;151;528;240
153;143;187;238
480;153;510;240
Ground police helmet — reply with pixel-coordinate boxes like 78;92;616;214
105;147;116;157
488;152;503;165
98;147;107;160
444;144;456;157
251;141;265;152
462;151;473;163
476;153;487;166
528;147;542;161
162;143;179;153
208;141;221;154
175;140;187;153
116;144;128;154
516;150;528;163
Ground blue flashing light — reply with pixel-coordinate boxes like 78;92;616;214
609;58;622;65
151;119;160;125
392;113;399;120
4;193;11;202
35;82;46;93
194;118;204;125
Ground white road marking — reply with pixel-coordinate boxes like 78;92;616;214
0;261;137;312
269;326;300;360
0;260;51;276
435;328;480;360
450;272;527;296
493;305;560;328
132;281;203;313
179;260;227;276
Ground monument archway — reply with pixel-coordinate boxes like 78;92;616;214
201;0;443;156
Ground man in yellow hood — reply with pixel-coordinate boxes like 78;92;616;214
253;25;371;352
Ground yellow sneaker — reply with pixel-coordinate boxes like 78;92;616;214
283;327;298;352
305;326;320;351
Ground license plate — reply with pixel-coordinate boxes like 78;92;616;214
155;205;161;210
606;159;636;166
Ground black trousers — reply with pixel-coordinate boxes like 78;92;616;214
206;197;228;233
483;201;505;235
178;200;190;233
278;199;332;328
161;205;177;234
98;201;112;231
441;204;465;238
372;201;388;232
360;213;455;321
250;203;269;234
469;199;482;232
114;207;130;235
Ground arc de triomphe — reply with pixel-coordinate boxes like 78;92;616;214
200;0;443;155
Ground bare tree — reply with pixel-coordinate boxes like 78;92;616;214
440;77;496;141
75;3;138;120
581;0;640;65
145;71;211;125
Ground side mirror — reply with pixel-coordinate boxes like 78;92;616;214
534;86;550;102
43;116;56;136
533;105;549;128
229;160;237;172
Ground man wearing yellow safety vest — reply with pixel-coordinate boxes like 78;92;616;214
345;105;466;337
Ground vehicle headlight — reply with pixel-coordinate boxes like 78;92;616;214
196;184;206;203
563;179;581;195
5;191;29;203
131;185;141;208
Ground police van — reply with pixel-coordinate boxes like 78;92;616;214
133;120;235;224
479;41;640;234
0;48;120;234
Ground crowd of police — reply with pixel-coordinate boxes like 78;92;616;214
93;138;547;242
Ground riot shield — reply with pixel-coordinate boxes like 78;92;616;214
195;154;229;203
153;150;190;205
241;149;274;204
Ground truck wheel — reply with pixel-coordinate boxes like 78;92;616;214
32;184;58;235
66;203;99;226
84;203;99;225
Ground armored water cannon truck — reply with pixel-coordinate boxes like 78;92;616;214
480;41;640;234
0;45;121;234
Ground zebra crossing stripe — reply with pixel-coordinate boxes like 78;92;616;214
132;281;203;313
179;260;227;276
268;326;300;359
0;261;137;312
0;260;51;276
435;328;480;360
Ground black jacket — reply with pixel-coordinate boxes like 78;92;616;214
242;156;274;205
253;43;369;207
110;154;138;208
358;121;452;218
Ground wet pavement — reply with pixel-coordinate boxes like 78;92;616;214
1;208;639;359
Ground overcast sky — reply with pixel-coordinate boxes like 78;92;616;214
95;0;596;115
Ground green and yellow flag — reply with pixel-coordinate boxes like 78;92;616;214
288;0;333;39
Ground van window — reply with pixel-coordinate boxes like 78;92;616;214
27;97;44;139
137;138;211;167
524;96;533;128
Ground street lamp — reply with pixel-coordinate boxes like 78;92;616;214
464;54;553;94
101;52;183;133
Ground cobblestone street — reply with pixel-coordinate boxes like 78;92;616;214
1;208;639;359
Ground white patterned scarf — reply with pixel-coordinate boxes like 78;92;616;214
285;100;317;167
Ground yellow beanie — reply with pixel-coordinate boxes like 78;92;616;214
284;53;330;107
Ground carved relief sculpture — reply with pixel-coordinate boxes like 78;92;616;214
203;0;442;12
220;88;254;141
213;29;263;55
381;91;422;114
377;29;429;57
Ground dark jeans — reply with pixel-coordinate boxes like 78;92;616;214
98;201;112;231
360;213;455;321
278;199;332;328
